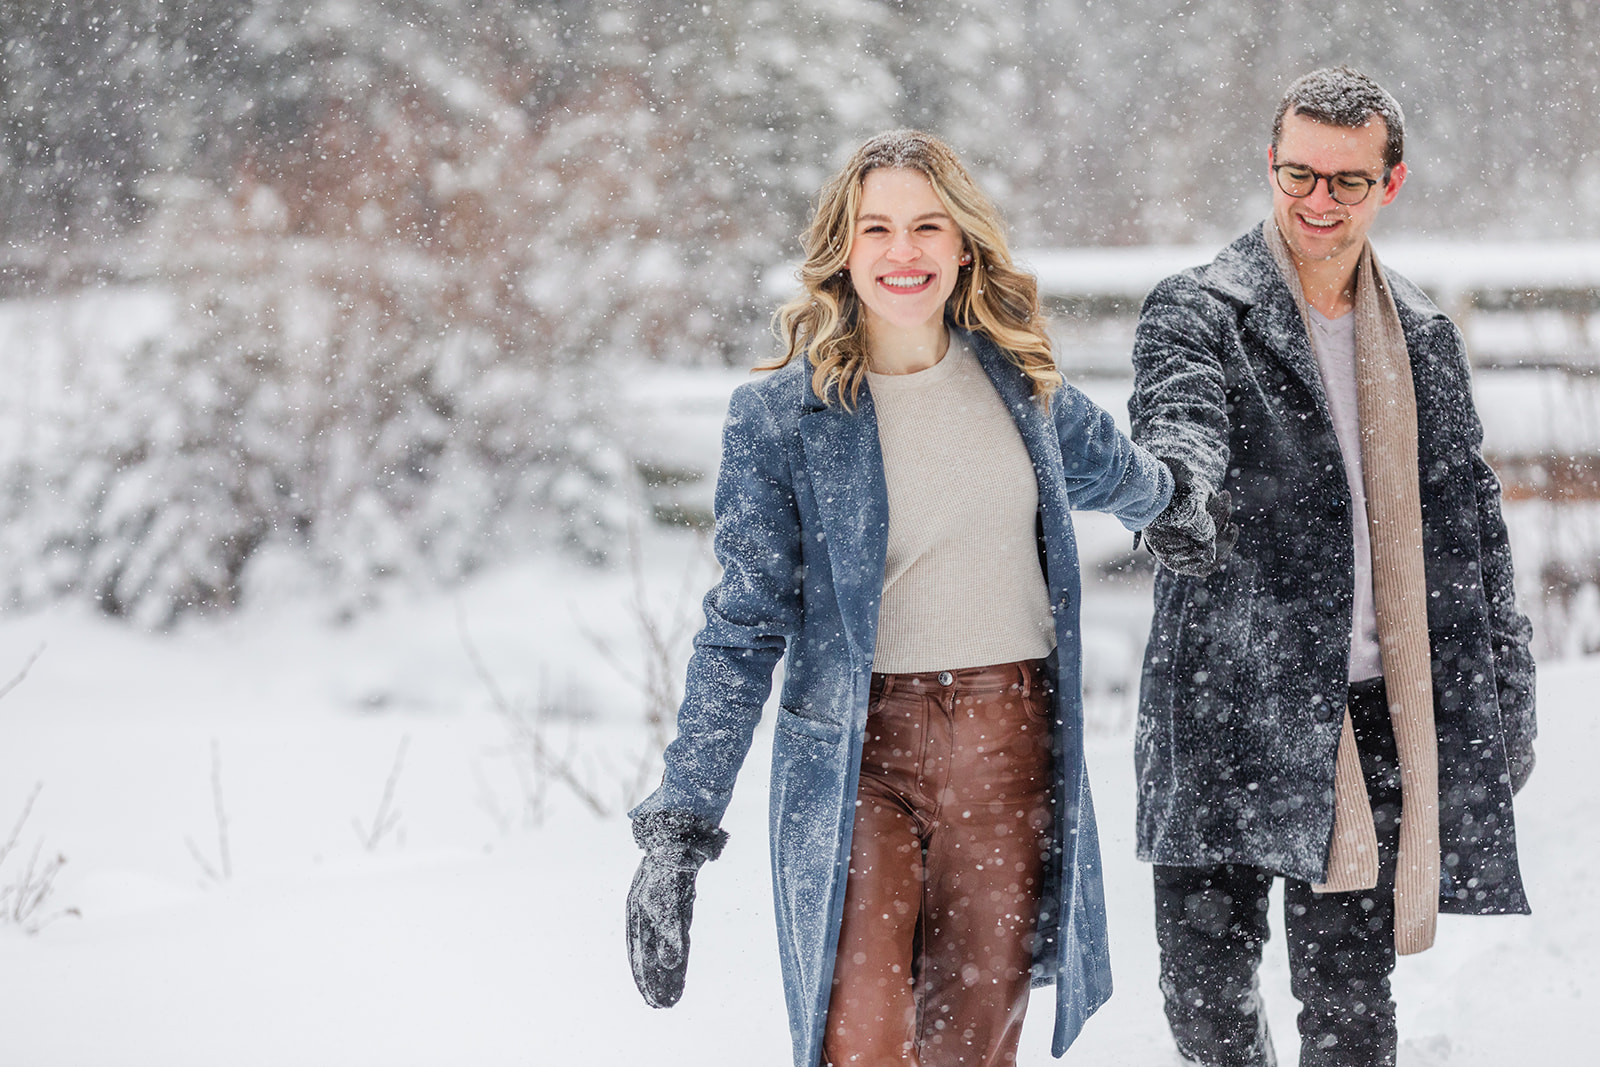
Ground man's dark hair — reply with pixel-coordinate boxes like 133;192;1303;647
1271;66;1405;170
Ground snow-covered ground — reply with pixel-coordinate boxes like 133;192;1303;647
0;284;1594;1062
0;513;1594;1065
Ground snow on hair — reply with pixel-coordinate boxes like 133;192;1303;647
1272;66;1406;170
765;129;1060;410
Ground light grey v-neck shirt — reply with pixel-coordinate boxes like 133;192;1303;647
1308;306;1384;682
864;337;1055;673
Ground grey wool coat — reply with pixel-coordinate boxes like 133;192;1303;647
633;328;1174;1066
1128;223;1536;915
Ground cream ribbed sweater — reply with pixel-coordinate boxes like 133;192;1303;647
865;337;1055;673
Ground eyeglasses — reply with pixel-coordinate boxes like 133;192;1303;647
1272;164;1390;206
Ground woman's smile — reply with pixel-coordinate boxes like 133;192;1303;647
878;271;935;292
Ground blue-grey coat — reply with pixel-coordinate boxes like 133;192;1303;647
633;328;1174;1067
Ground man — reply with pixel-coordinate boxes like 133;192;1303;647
1129;67;1536;1067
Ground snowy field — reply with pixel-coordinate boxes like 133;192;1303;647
0;510;1595;1065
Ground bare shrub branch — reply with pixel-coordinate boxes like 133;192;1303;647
1;841;78;931
456;518;711;825
185;739;232;883
0;782;43;872
352;734;410;851
471;756;514;837
0;644;44;704
0;653;76;934
573;514;711;809
0;783;79;933
457;605;611;818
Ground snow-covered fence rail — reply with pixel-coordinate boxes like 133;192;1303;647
1023;241;1600;505
1025;239;1600;372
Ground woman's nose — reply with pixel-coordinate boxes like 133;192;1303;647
886;237;918;261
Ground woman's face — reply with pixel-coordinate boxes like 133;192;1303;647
845;167;967;337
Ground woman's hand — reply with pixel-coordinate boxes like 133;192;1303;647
625;810;729;1007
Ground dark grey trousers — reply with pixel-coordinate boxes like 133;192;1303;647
1153;678;1402;1067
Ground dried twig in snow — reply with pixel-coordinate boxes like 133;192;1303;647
352;734;410;851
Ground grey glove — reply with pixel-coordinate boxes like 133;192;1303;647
1144;458;1239;576
626;810;728;1008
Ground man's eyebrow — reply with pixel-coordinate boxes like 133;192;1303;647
1278;159;1382;177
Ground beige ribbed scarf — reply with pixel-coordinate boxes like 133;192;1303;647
1265;221;1440;955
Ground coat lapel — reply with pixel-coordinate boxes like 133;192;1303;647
1245;284;1330;417
1224;224;1330;417
798;381;889;662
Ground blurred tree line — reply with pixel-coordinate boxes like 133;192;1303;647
5;1;1594;253
0;0;1594;622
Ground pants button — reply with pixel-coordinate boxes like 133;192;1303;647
937;671;954;686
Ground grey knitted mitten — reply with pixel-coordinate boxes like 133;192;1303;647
625;810;728;1008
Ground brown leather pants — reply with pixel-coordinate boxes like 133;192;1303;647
822;660;1054;1067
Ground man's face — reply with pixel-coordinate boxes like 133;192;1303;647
1269;110;1407;266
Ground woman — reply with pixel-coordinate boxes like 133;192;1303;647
627;130;1214;1066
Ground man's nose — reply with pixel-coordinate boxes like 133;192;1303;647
1305;176;1342;210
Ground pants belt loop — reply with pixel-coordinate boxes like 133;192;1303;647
880;674;897;699
1017;662;1031;700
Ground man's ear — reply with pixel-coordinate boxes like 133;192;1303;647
1380;161;1408;205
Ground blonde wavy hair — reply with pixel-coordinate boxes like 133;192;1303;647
765;130;1059;409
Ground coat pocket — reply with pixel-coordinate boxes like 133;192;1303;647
769;707;849;1014
775;706;845;745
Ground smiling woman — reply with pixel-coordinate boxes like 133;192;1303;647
623;129;1191;1067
